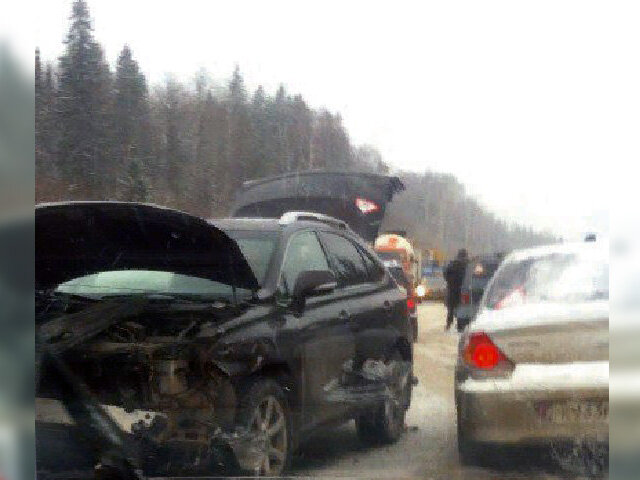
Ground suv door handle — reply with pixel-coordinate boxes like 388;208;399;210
339;309;350;320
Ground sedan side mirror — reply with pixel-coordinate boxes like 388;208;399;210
293;270;337;300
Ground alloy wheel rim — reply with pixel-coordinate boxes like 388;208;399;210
250;394;287;476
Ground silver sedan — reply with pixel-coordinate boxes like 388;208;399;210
455;241;609;469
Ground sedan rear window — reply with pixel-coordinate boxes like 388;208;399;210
467;261;500;290
484;251;608;309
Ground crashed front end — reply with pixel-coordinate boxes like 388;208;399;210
35;202;262;477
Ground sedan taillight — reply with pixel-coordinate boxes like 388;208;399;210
462;332;514;376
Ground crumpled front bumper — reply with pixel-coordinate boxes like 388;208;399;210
35;397;268;475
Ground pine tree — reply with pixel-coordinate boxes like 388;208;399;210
56;0;113;199
163;79;187;200
288;94;312;171
35;48;42;108
36;48;58;181
273;85;292;172
35;48;44;171
194;90;229;216
113;45;150;200
311;110;351;170
249;85;271;178
226;66;253;199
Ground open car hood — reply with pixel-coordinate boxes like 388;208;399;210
36;202;258;291
231;171;404;242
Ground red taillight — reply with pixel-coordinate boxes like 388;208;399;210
355;197;380;214
463;332;509;370
461;292;470;305
407;297;416;311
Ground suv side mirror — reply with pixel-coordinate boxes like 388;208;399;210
292;270;337;299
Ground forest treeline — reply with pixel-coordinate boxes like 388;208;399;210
35;0;557;255
382;173;558;258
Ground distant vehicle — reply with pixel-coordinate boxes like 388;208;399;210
416;273;446;302
375;234;420;340
455;254;503;331
421;262;443;279
455;241;609;470
423;248;446;269
374;234;419;286
383;258;418;341
36;203;414;478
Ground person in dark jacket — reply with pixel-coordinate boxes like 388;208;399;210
444;249;468;330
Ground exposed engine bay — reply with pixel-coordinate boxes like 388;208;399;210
36;297;252;475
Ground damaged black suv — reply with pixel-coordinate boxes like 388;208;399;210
36;202;413;478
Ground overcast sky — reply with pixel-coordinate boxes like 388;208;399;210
28;0;638;239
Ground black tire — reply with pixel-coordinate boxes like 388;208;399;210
356;352;411;445
456;402;486;466
458;434;481;465
236;378;292;476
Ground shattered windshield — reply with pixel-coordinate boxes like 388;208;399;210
56;270;251;300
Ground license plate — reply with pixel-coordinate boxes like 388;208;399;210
535;399;609;424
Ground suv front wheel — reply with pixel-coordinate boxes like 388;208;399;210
236;378;291;476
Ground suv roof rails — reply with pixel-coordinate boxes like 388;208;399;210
279;211;349;231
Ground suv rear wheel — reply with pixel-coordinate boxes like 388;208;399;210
355;352;411;445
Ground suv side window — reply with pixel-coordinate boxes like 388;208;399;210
359;247;386;283
320;233;369;287
281;231;330;294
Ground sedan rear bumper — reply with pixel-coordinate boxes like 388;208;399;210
456;362;609;445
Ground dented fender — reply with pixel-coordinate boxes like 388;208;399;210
207;337;283;377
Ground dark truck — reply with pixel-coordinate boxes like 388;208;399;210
36;202;413;478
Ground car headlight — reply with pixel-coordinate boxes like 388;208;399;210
416;285;426;297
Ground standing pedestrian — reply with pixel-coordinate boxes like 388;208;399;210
444;249;468;331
